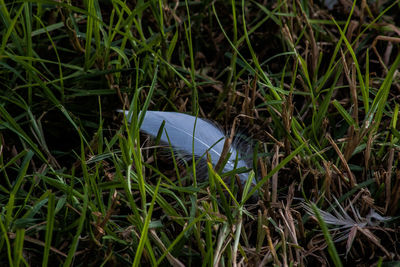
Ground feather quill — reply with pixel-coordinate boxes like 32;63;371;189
120;110;256;187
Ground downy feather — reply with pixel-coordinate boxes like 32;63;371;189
120;110;256;186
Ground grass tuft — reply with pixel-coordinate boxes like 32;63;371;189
1;0;400;265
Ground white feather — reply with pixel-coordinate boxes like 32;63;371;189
120;110;255;186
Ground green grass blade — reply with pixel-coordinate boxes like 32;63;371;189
311;203;343;267
0;215;13;267
246;142;306;201
42;192;55;267
132;179;161;267
5;150;34;229
370;53;400;131
13;228;25;267
332;18;368;113
332;100;358;129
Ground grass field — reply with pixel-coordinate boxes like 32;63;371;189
1;0;400;266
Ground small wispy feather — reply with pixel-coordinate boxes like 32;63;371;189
303;198;392;256
120;110;256;187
